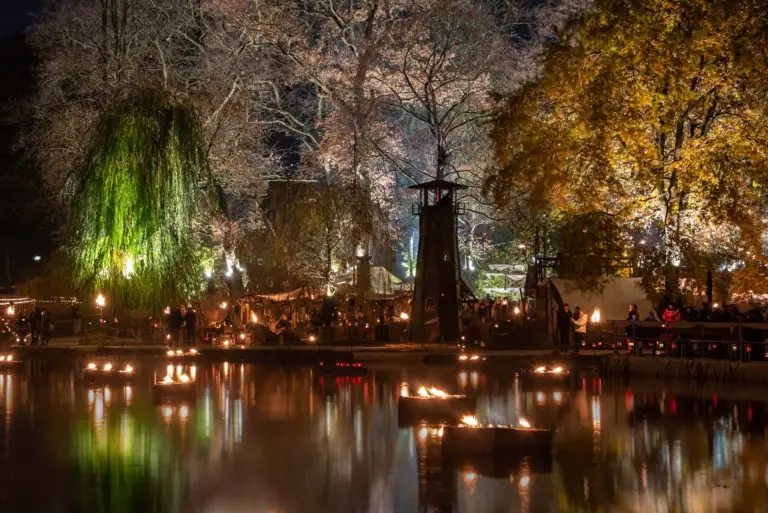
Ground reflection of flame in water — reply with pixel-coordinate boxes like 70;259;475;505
462;467;478;494
88;389;95;407
536;391;545;405
470;371;479;388
124;385;132;405
104;387;111;405
191;366;197;381
162;406;173;422
179;405;189;421
553;391;562;403
458;372;468;389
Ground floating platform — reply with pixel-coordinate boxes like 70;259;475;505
164;348;200;360
316;361;368;377
442;425;553;457
0;353;20;368
152;382;197;400
81;366;136;384
398;395;477;424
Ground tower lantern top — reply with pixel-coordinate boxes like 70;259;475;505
409;179;467;211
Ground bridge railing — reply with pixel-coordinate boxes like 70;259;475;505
589;320;768;361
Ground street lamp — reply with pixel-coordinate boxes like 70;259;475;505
95;293;106;321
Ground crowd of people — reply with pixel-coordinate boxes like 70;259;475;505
14;306;55;345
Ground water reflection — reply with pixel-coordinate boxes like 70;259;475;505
0;364;765;512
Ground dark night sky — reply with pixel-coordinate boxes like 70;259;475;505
0;0;43;37
1;0;47;285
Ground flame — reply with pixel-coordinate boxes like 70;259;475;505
166;350;174;356
179;374;191;383
123;364;134;373
251;312;258;323
535;366;546;373
470;355;480;361
162;376;174;384
513;306;521;315
87;362;96;370
591;308;601;323
400;383;409;397
400;312;409;320
5;355;11;362
175;349;183;355
0;356;5;362
552;366;563;374
189;348;198;355
103;363;113;371
458;355;468;361
461;415;479;427
417;386;430;397
519;417;531;428
428;387;448;398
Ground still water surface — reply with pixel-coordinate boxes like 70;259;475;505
0;361;766;513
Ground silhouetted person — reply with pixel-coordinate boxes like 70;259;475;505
557;303;572;352
184;308;197;346
627;304;640;322
168;307;184;347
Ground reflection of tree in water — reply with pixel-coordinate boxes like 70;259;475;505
67;398;185;513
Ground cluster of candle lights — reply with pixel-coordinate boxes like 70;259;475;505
166;348;198;357
86;362;134;374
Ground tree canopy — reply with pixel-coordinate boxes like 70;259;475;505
65;89;212;310
489;0;768;293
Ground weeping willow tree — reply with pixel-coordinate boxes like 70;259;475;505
65;89;212;311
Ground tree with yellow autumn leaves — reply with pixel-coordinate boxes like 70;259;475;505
489;0;768;300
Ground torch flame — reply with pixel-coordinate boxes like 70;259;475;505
591;308;601;323
519;417;531;428
461;415;479;427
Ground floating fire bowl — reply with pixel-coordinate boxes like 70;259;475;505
442;416;553;458
520;365;570;382
82;361;136;383
0;353;20;367
165;348;199;360
456;354;486;366
398;387;477;424
152;376;197;400
317;361;368;377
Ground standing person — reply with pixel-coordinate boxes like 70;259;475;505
184;307;197;347
627;304;640;322
29;307;42;346
41;309;54;346
168;306;183;348
662;304;681;322
571;306;588;353
557;303;572;353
